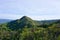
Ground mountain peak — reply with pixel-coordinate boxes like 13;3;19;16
20;16;29;19
22;16;28;18
20;16;32;21
7;16;36;30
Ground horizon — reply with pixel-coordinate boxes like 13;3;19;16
0;16;60;21
0;0;60;20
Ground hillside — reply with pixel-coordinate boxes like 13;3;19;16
0;16;60;40
7;16;37;30
0;16;60;30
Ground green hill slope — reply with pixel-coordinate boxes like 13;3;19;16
0;16;60;40
7;16;37;30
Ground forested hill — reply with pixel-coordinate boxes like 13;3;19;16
0;16;60;30
7;16;37;30
0;16;60;40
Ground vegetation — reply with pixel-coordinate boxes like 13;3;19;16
0;16;60;40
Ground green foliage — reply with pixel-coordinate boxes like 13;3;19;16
57;35;60;40
0;16;60;40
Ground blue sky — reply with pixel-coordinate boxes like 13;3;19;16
0;0;60;20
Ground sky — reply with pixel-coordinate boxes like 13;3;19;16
0;0;60;20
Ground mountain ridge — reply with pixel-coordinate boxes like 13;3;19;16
0;16;60;40
0;19;12;24
0;16;60;30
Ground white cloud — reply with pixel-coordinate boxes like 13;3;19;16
0;0;60;20
0;13;60;20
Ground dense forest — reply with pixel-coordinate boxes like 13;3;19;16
0;16;60;40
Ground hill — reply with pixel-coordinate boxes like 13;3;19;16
7;16;37;30
36;19;60;24
0;16;60;30
0;16;60;40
